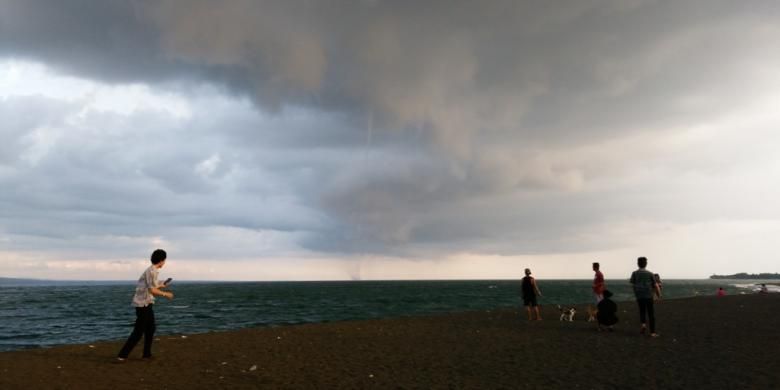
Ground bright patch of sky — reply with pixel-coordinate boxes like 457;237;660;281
0;60;191;118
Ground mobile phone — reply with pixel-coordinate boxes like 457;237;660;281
164;277;173;285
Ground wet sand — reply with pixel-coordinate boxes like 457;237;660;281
1;294;778;389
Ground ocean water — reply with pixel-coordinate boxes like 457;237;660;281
0;279;766;352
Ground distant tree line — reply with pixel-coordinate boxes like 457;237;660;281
709;273;780;280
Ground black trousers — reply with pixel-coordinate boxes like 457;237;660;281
118;305;156;358
636;298;656;333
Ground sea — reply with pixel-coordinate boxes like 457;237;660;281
0;279;773;352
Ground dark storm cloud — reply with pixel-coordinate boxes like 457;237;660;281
0;0;177;82
3;1;777;143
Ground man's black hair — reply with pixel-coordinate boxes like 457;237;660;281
151;249;167;264
592;262;600;270
637;256;648;268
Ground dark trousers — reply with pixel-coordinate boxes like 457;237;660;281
636;298;656;333
118;305;156;358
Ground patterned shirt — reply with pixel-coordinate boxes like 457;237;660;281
131;265;161;307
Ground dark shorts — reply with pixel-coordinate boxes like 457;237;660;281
523;296;538;307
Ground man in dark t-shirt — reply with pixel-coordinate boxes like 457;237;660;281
630;256;661;337
521;268;542;321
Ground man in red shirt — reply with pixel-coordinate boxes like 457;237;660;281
592;262;605;304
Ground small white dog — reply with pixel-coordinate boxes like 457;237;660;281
558;305;576;322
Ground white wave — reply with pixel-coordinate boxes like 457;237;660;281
730;283;780;293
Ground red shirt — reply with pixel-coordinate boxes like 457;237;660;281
593;270;605;294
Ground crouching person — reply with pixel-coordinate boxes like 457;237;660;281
597;290;618;331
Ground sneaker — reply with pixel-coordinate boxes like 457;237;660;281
113;357;127;364
649;333;659;338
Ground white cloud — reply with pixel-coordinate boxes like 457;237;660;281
194;153;222;178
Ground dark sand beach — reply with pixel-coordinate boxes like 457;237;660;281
1;294;778;389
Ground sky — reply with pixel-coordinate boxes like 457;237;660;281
1;0;779;281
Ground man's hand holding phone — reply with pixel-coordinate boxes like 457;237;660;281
161;278;174;299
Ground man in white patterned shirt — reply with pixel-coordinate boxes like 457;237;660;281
116;249;174;362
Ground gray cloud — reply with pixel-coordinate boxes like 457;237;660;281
0;95;327;244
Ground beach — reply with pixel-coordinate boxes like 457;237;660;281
1;294;777;389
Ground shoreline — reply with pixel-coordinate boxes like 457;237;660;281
1;292;751;354
2;294;778;389
1;279;758;354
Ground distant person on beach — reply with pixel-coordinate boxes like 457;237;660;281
592;262;605;303
116;249;174;362
522;268;542;321
653;273;662;301
717;287;726;297
759;284;768;294
630;257;661;337
596;290;618;331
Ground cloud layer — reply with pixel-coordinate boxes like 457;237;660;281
1;0;780;279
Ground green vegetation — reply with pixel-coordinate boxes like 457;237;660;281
709;273;780;280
